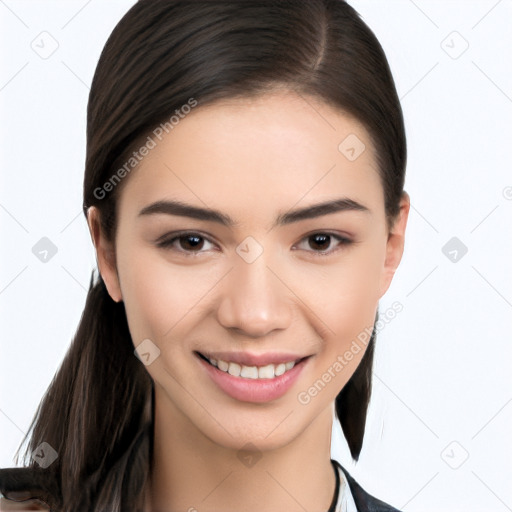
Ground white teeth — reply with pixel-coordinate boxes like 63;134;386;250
227;362;241;377
206;356;299;379
240;365;259;379
217;359;229;372
274;363;286;376
258;364;275;379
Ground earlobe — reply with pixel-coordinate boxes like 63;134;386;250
378;191;410;298
86;206;123;303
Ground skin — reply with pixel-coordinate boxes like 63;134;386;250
87;89;409;512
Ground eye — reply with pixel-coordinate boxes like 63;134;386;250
155;231;353;257
155;231;216;255
293;232;353;256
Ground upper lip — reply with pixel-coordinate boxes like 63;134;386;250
196;350;310;367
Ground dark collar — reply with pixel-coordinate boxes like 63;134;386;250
331;459;402;512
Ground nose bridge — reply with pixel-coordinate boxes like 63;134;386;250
216;239;292;336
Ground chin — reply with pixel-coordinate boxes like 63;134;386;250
191;404;322;454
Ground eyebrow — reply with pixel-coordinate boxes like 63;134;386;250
138;197;370;229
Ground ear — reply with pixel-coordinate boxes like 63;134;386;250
378;191;410;298
86;206;123;303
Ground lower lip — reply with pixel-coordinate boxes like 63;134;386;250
196;354;309;403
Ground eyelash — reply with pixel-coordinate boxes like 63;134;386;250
155;231;354;257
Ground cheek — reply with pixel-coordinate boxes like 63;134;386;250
117;246;222;348
307;243;385;334
303;242;385;381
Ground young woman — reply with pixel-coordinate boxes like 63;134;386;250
0;1;409;510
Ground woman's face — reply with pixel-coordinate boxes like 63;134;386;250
89;89;408;451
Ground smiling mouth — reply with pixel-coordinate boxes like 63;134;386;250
195;351;309;380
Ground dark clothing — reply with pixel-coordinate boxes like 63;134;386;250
333;460;402;511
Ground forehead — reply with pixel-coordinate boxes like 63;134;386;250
117;90;383;224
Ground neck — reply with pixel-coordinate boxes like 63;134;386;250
146;386;336;512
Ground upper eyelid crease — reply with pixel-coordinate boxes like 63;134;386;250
156;231;353;256
138;197;370;229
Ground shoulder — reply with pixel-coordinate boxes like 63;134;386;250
333;459;402;512
0;496;50;510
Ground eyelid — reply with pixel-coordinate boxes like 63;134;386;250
155;230;354;256
155;229;213;245
292;231;354;256
155;230;219;253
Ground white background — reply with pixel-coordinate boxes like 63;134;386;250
1;1;511;510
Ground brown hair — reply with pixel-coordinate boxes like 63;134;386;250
0;1;406;510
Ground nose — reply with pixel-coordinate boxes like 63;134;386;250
216;251;293;338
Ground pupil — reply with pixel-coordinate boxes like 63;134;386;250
311;234;329;250
182;235;203;250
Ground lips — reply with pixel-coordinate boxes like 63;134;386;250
195;350;311;402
